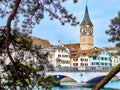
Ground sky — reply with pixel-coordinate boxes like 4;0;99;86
0;0;120;48
32;0;120;48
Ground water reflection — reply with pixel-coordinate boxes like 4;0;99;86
52;81;120;90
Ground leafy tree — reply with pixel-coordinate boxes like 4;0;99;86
0;0;79;89
92;11;120;90
106;12;120;47
0;45;54;89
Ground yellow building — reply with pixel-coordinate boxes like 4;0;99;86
70;50;89;70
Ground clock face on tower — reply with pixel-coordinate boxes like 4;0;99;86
80;26;87;35
88;26;93;35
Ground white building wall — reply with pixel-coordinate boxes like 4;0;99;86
55;49;70;67
46;47;70;68
89;50;111;67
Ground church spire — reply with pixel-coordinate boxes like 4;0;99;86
80;5;93;26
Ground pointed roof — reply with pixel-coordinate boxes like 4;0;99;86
80;5;93;26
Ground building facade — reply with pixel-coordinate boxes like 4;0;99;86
70;50;89;70
70;48;112;71
111;56;120;66
41;46;70;68
87;49;111;71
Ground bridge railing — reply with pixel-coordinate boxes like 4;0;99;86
85;66;114;72
54;67;78;72
52;66;114;72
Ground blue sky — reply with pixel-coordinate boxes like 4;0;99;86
32;0;120;48
0;0;120;48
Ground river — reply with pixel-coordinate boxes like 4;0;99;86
52;81;120;90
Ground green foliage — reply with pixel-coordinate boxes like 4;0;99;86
0;56;53;89
0;40;54;89
106;11;120;47
40;76;57;89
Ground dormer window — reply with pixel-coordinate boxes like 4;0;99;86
93;57;96;60
83;53;86;56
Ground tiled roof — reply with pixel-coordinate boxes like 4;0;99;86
56;45;66;51
33;39;51;48
86;49;102;57
105;47;114;50
64;43;80;51
106;47;119;51
71;48;103;58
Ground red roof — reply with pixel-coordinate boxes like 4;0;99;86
33;39;51;48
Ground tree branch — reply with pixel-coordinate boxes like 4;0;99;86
5;0;21;80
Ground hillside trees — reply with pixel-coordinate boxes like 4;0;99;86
0;0;79;89
92;11;120;90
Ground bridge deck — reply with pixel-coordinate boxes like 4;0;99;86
46;71;120;83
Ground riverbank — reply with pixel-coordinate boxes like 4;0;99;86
60;79;120;89
52;81;120;90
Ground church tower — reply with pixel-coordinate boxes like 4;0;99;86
80;5;94;50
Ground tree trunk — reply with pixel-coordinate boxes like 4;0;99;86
92;63;120;90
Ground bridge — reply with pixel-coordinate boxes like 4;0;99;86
46;72;120;83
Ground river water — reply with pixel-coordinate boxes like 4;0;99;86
52;81;120;90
